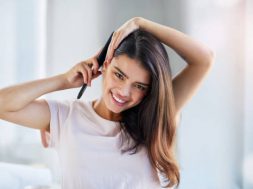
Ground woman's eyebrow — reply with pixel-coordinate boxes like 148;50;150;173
113;66;129;78
113;66;150;86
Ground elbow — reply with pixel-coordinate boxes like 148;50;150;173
196;48;215;70
205;49;216;67
0;99;5;116
0;94;8;115
0;95;3;113
188;48;216;68
0;99;4;116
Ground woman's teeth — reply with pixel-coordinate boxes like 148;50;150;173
112;93;126;104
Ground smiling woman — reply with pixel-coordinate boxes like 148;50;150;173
101;29;181;186
0;17;214;189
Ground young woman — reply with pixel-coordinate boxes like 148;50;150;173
0;17;214;188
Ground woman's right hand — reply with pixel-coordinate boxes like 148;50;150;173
63;50;102;88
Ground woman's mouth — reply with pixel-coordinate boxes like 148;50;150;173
111;92;127;106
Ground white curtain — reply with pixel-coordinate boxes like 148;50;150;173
243;0;253;188
0;0;57;188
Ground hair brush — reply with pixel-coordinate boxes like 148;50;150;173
77;32;114;99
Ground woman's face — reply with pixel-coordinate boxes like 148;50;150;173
102;54;151;113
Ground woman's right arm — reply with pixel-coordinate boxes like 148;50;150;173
0;53;101;131
0;75;68;131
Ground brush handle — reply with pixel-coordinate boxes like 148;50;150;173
77;32;114;99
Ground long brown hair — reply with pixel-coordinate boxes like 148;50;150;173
114;30;180;188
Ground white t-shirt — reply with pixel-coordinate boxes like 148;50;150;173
45;99;163;189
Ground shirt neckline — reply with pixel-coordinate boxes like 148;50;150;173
87;100;120;126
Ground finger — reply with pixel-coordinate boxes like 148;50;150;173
76;62;88;83
106;32;119;61
91;58;99;75
114;32;124;50
111;32;121;50
92;70;102;79
76;66;88;84
106;42;114;62
83;64;92;86
111;32;119;49
106;46;113;63
105;34;115;61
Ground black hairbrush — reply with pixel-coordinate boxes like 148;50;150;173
77;32;114;99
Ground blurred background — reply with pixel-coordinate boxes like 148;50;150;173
0;0;252;188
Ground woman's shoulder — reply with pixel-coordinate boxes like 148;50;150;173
45;98;91;108
44;99;94;118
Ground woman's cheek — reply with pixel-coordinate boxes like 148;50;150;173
131;94;146;107
106;76;118;90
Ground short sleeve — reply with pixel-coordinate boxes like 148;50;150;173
44;99;71;148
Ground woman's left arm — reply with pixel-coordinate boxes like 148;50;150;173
106;17;215;116
138;17;215;115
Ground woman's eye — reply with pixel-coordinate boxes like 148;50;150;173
136;85;146;91
115;72;124;80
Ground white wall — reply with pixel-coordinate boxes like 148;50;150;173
45;0;101;100
243;0;253;188
177;0;246;188
0;0;58;186
0;0;45;163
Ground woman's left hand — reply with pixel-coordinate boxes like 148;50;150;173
106;17;141;63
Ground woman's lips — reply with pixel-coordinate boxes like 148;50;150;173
111;92;127;107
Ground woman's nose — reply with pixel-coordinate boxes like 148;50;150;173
119;85;131;97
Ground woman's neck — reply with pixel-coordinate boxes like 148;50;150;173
92;98;122;122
